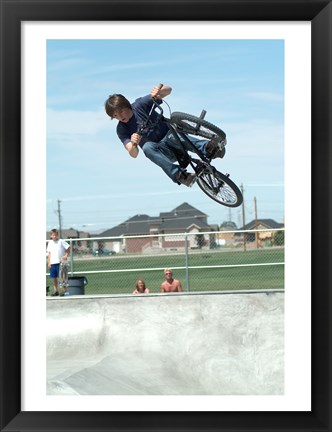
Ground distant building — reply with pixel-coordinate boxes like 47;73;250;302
237;219;284;248
96;202;218;254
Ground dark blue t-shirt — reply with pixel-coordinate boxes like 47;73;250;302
116;95;169;147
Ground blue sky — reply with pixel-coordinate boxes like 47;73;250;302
46;39;284;233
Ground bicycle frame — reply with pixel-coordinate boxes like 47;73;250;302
139;100;213;176
166;123;215;175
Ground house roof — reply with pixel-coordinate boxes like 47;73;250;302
98;202;211;237
99;215;152;237
168;202;207;218
160;216;210;231
240;219;284;230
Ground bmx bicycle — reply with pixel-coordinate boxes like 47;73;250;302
138;96;243;208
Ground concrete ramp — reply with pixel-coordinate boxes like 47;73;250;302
47;290;284;395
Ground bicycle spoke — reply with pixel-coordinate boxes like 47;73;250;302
197;170;242;207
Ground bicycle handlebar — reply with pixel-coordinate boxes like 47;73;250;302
137;91;165;135
150;83;164;114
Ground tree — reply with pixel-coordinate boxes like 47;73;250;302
273;230;284;246
195;233;206;249
220;221;237;230
97;241;105;253
209;233;218;249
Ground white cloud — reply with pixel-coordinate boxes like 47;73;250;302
47;108;107;135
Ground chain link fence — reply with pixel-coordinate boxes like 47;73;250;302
46;229;285;295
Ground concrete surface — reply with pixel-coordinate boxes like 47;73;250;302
46;290;284;395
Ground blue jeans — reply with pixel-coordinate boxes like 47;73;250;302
142;131;209;182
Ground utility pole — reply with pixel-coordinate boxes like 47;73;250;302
57;199;62;238
241;184;246;252
254;196;259;249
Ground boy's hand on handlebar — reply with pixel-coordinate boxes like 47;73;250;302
150;83;172;100
150;84;163;99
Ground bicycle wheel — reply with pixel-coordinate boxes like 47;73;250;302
196;167;243;207
171;111;226;142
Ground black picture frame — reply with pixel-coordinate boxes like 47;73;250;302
1;0;331;431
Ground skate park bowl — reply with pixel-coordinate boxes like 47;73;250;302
47;290;284;395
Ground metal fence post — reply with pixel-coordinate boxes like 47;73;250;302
185;234;189;292
69;238;74;276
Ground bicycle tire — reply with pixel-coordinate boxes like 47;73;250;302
196;168;243;207
171;112;226;142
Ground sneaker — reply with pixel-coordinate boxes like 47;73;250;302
177;171;196;187
51;291;59;296
205;138;226;159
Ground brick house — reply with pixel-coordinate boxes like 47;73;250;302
237;219;284;248
97;202;218;254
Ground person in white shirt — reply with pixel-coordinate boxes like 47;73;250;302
47;229;70;296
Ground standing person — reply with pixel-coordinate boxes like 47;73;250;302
47;229;70;296
160;268;183;293
132;279;150;294
104;84;225;187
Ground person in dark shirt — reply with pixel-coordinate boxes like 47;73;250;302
104;84;224;187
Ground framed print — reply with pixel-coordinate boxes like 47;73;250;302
1;0;331;431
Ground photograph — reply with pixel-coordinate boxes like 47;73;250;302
45;37;285;398
1;0;331;431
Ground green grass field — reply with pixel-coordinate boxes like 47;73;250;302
46;248;284;295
